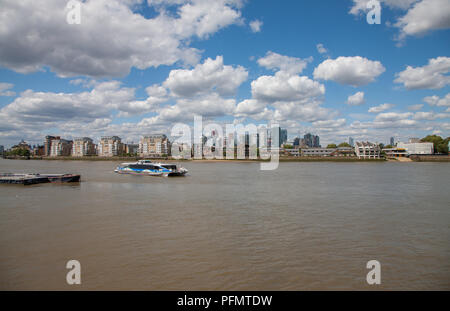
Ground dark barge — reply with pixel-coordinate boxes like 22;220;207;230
0;173;81;185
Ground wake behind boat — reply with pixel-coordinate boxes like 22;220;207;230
114;160;188;177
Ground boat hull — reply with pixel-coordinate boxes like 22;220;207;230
0;173;80;185
47;174;81;183
166;171;188;177
114;160;188;177
115;169;163;176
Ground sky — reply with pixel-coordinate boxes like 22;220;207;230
0;0;449;147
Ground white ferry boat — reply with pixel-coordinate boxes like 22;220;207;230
114;160;188;177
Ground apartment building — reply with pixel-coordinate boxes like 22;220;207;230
44;135;60;156
125;143;139;155
50;139;73;157
72;137;96;157
355;141;381;159
139;134;169;157
98;136;124;157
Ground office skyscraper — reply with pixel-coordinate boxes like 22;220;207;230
304;133;320;148
280;128;288;145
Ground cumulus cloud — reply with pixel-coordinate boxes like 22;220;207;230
368;103;395;113
313;56;385;87
175;93;237;117
163;56;248;98
250;19;263;32
257;51;312;75
0;83;15;96
374;112;413;121
237;52;336;123
251;71;325;103
0;0;244;77
349;0;418;15
351;110;419;130
408;104;424;111
123;55;249;125
349;1;449;43
347;91;365;106
414;111;450;120
139;92;237;125
272;101;337;123
395;0;450;39
352;119;418;129
394;57;450;90
423;93;450;107
316;43;328;55
0;81;137;124
312;118;346;129
235;99;266;117
0;54;252;146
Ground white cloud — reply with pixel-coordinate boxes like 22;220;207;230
395;0;450;39
0;80;170;130
423;93;450;107
257;51;312;75
395;57;450;90
312;118;346;129
175;93;237;117
239;54;336;123
250;19;263;32
316;43;328;55
163;56;248;98
374;112;413;121
235;99;267;117
313;56;385;87
139;92;237;125
368;103;395;113
352;119;418;129
408;104;424;111
349;0;418;15
413;111;450;120
349;1;449;43
272;101;337;123
251;71;325;103
347;92;365;106
441;122;450;129
0;83;15;96
0;0;244;77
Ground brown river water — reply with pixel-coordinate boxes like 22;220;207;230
0;159;449;290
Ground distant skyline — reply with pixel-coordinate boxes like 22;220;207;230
0;0;449;148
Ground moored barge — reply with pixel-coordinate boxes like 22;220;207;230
0;173;81;185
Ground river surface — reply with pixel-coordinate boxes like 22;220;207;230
0;159;449;290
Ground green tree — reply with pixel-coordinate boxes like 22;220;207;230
338;142;351;148
421;135;448;154
327;144;337;148
6;148;30;157
436;137;449;154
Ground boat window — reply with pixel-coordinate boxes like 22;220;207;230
161;165;177;170
129;164;157;170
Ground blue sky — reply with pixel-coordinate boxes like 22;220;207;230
0;0;449;147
